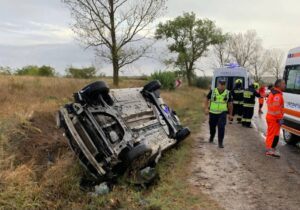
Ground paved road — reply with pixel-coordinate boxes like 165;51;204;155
252;102;300;174
189;102;300;210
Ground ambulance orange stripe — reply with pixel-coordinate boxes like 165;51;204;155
293;52;300;58
283;108;300;118
282;125;300;136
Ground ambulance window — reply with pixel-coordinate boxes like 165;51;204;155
215;77;228;87
285;65;300;93
215;77;244;90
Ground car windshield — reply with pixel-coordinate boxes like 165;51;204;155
285;65;300;94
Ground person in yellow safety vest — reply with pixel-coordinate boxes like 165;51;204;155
254;82;260;90
205;79;233;148
231;79;244;123
242;83;260;127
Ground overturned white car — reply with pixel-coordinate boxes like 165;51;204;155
56;80;190;183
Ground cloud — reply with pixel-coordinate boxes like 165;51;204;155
0;20;74;45
0;0;299;76
165;0;300;50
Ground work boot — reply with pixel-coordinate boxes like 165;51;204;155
218;139;224;148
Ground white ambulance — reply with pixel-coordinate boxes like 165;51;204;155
282;47;300;144
211;64;251;90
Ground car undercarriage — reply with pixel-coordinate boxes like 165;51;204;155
57;80;190;183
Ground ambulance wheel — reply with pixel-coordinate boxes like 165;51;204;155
283;129;299;145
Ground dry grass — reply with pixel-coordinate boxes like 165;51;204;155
0;75;221;210
0;75;145;117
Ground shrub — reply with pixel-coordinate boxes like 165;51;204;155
0;66;12;75
149;71;176;90
65;66;97;79
16;65;56;77
38;65;56;77
193;76;211;89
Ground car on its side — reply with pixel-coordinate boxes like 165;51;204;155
56;80;190;182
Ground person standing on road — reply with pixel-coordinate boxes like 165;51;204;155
242;83;260;127
265;79;286;157
231;79;244;123
258;84;266;115
205;79;233;148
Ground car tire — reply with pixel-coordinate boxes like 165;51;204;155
283;129;299;145
143;80;161;92
80;81;109;101
125;144;153;169
176;128;191;142
80;81;114;105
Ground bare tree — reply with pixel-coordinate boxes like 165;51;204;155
213;38;231;67
63;0;166;86
228;30;262;67
249;47;270;82
266;49;285;80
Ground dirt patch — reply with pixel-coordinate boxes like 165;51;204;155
7;112;69;179
189;120;300;210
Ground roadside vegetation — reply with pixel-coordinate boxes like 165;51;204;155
0;75;221;210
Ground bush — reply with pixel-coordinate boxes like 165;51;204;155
0;66;12;75
65;66;97;79
193;76;211;89
16;65;56;77
149;71;176;90
38;65;56;77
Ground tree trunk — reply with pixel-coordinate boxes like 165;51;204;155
186;62;194;86
109;0;119;87
112;58;119;86
186;68;192;86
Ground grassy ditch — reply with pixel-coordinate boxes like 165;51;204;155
0;76;220;210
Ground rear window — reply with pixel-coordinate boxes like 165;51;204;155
215;77;245;90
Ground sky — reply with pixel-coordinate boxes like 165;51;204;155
0;0;299;75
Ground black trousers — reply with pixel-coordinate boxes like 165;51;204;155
209;112;227;144
233;103;243;122
242;106;254;127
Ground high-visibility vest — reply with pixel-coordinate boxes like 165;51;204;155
210;88;229;114
243;88;256;108
266;88;284;120
232;88;244;105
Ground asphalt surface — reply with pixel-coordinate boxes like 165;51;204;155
252;102;300;174
189;101;300;210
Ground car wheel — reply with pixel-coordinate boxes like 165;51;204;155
125;144;153;170
176;128;191;143
143;80;161;92
79;81;114;105
283;129;299;145
80;81;109;99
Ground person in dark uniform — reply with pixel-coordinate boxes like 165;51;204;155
231;79;244;123
242;83;260;127
205;79;233;148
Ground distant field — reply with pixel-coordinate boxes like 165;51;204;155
0;76;221;210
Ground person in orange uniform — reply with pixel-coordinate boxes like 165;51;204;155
265;79;286;157
258;84;266;114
